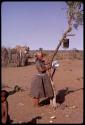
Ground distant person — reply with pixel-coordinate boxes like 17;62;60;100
30;51;54;106
1;90;11;124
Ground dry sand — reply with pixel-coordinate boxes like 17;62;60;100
1;59;83;124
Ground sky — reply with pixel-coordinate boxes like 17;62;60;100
1;2;83;50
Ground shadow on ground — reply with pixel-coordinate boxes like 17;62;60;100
39;87;83;106
13;116;42;124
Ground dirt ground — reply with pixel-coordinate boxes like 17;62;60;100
1;59;83;124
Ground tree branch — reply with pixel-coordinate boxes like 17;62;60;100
50;25;72;63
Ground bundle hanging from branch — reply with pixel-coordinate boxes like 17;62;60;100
50;2;83;64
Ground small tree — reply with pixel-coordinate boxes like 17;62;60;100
50;1;83;63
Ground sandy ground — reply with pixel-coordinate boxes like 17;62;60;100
1;59;83;124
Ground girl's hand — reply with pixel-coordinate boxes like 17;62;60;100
46;64;51;70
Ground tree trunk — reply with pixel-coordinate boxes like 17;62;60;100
50;26;72;64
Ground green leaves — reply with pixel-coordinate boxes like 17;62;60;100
66;2;83;29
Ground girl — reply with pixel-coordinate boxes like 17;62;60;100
30;51;54;106
1;90;11;124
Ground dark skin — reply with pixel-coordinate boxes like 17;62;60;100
1;96;8;124
36;53;51;73
36;63;51;73
1;90;16;124
33;53;52;106
1;88;20;123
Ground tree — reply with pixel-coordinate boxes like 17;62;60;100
50;2;83;63
66;1;83;29
47;2;83;108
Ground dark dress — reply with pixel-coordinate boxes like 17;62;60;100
30;59;54;99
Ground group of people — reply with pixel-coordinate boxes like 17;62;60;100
1;50;55;124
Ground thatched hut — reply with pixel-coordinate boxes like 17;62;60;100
1;47;9;67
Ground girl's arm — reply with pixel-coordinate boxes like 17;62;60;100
36;61;51;73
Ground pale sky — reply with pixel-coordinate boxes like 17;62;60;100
1;2;83;50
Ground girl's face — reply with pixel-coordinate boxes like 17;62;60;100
37;52;43;60
1;96;6;102
1;91;8;102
